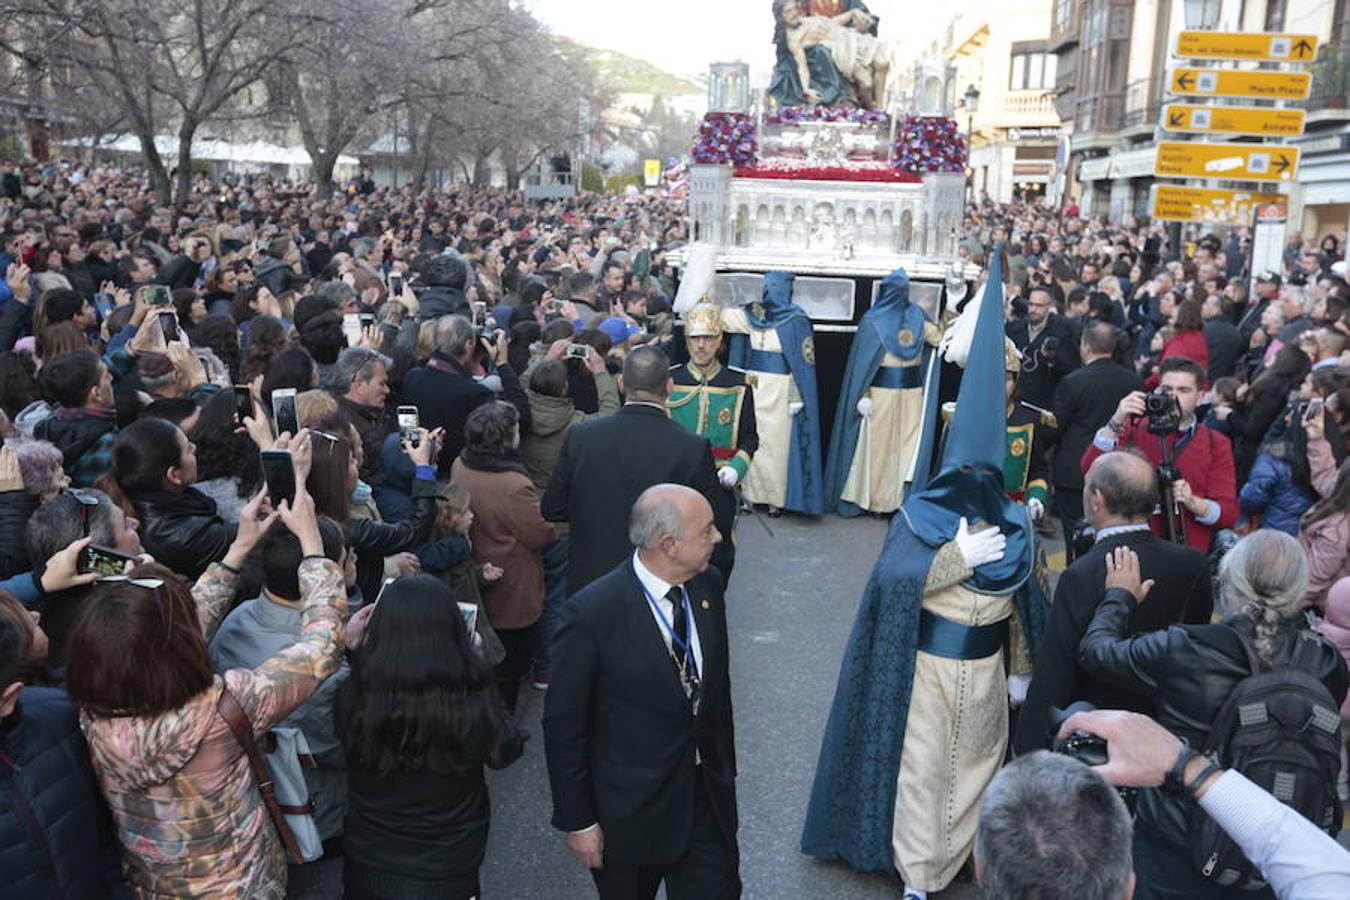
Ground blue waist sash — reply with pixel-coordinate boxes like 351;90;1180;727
871;366;923;390
917;609;1008;660
747;348;791;376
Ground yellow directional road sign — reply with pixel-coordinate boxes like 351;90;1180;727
1175;31;1318;62
1154;142;1300;182
1169;68;1312;100
1161;104;1306;137
1151;185;1286;225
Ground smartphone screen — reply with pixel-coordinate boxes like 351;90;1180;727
271;388;299;436
457;601;479;634
143;284;172;307
389;273;403;296
342;314;362;347
259;449;296;506
471;301;487;327
233;386;253;424
158;311;178;341
78;544;137;577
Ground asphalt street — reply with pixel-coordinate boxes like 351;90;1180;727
481;512;985;899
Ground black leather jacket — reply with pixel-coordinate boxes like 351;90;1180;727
346;475;439;601
132;487;236;580
1078;587;1348;846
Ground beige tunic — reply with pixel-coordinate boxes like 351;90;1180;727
891;542;1013;892
721;307;800;508
839;322;940;513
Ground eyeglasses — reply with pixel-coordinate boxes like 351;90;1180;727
67;487;99;537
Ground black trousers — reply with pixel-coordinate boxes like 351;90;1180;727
1054;486;1085;561
494;626;534;714
591;772;740;900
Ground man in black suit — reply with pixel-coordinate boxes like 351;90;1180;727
1050;321;1144;551
544;484;739;900
1006;285;1081;411
1202;292;1244;382
542;345;724;594
1012;451;1212;756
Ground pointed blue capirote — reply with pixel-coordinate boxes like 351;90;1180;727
938;252;1007;474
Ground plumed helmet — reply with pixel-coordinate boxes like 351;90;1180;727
685;299;723;338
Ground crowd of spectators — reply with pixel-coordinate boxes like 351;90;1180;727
0;158;691;898
1;158;1348;899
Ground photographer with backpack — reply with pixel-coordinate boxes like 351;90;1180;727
1077;531;1348;900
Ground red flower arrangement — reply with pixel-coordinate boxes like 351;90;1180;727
766;106;890;126
733;160;920;183
893;116;966;174
691;113;759;166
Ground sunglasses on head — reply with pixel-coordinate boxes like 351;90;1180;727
67;487;99;537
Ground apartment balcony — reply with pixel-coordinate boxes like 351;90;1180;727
1121;78;1163;133
1049;0;1081;52
993;91;1060;128
1295;46;1349;122
1074;92;1125;137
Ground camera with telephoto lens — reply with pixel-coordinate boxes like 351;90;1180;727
1051;702;1138;808
1144;390;1181;435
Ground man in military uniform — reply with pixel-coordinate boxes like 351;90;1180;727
1003;337;1055;521
668;299;759;582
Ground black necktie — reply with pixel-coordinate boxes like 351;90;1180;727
667;585;688;665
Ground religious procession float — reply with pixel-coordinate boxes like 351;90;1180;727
672;0;980;424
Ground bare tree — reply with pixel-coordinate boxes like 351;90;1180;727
0;0;303;205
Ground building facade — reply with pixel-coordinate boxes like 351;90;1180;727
1052;0;1349;243
905;0;1064;205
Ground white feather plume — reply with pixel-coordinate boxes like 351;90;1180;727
673;243;719;313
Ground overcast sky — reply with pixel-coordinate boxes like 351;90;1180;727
525;0;923;83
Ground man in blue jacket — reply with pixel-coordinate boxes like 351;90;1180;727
0;615;128;897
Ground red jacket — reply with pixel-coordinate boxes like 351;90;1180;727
1144;329;1209;390
1082;418;1238;554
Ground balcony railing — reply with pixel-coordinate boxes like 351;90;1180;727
995;91;1060;125
1122;77;1163;129
1075;92;1125;133
1296;45;1348;114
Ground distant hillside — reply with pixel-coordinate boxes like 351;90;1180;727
557;38;703;97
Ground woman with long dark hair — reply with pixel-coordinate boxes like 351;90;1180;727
305;419;438;601
1229;342;1311;481
98;417;237;578
340;574;524;900
65;486;347;898
190;389;263;524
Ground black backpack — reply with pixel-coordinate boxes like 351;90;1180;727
1188;626;1344;890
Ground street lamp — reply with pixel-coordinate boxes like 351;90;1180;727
963;84;980;204
1183;0;1221;29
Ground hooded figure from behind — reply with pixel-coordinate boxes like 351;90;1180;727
802;255;1041;896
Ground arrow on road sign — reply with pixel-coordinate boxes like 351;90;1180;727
1169;68;1312;100
1160;104;1306;137
1154;142;1301;182
1174;31;1319;62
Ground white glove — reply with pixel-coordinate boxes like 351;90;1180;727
718;466;740;488
856;397;873;417
1007;673;1031;706
1027;497;1044;522
789;401;804;417
954;516;1007;569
